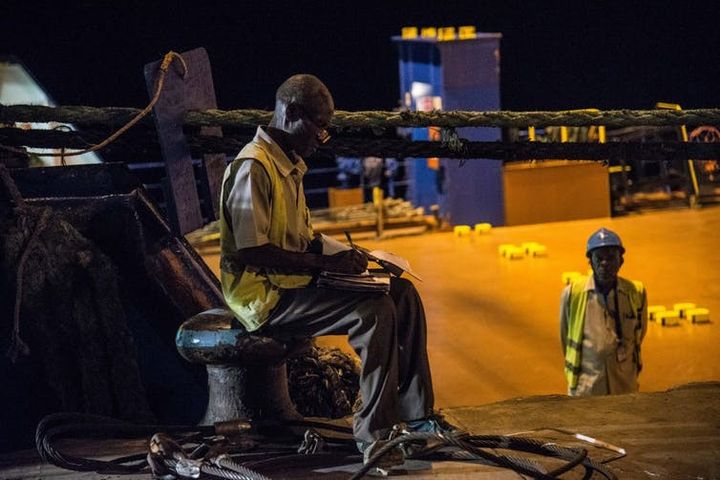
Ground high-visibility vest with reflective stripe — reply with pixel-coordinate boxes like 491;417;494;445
219;142;313;332
564;276;645;389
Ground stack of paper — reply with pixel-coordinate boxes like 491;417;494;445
319;234;422;281
317;270;391;293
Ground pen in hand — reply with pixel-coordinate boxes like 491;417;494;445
343;231;368;273
344;231;356;250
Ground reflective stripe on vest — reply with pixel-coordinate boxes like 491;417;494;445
219;142;313;331
564;276;645;389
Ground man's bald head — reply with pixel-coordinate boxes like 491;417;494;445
268;74;334;158
274;74;334;114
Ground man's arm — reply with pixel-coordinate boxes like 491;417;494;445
559;286;571;355
638;287;648;342
232;243;367;274
225;159;367;275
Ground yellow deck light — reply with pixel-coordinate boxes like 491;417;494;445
438;27;456;41
458;26;477;40
420;27;437;39
401;26;418;39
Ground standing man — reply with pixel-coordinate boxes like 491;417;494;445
219;74;446;464
560;228;648;396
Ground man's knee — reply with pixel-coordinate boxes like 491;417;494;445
390;277;421;303
354;294;396;332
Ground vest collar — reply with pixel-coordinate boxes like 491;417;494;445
254;127;308;178
584;274;631;294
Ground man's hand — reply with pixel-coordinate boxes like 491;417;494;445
322;249;368;274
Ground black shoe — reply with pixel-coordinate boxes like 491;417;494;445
406;411;461;435
357;438;405;468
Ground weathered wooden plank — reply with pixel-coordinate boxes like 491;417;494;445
199;125;226;220
143;47;221;234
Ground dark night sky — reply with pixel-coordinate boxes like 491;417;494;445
2;1;719;112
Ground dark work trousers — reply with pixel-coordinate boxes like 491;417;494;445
261;277;434;443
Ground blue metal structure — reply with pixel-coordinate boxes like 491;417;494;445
393;33;504;225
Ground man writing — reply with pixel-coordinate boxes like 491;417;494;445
560;228;648;396
219;74;448;464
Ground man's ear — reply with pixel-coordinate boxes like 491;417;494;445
619;255;625;268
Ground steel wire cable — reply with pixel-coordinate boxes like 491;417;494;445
466;434;617;479
437;448;549;473
464;436;603;479
35;413;212;474
35;413;618;480
239;452;361;471
201;463;271;480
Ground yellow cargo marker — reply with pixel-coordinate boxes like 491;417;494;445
673;302;697;318
529;244;548;257
656;310;680;326
498;244;515;257
686;308;710;324
561;271;582;285
521;241;540;253
507;246;526;260
647;305;666;321
474;223;492;234
453;225;472;237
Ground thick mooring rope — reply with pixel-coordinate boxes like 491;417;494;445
0;51;187;158
188;108;720;129
3;105;720;130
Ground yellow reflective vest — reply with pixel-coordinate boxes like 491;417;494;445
563;276;645;390
219;141;313;331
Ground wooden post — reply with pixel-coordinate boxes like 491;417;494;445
373;186;384;238
144;48;226;234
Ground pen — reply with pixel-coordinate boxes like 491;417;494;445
344;231;356;250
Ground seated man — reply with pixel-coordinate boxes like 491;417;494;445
219;74;447;463
560;228;648;396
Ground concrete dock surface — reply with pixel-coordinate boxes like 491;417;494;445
3;206;718;478
2;382;717;479
205;205;720;408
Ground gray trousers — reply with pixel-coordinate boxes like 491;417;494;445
261;277;434;442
